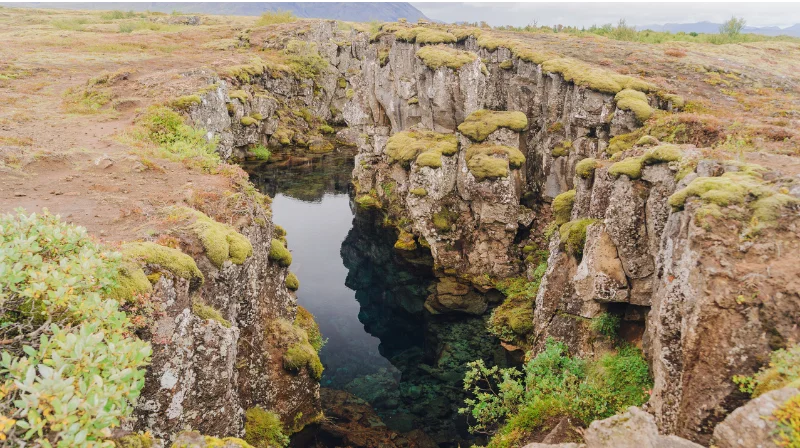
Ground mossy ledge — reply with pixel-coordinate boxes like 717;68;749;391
458;109;528;142
552;190;576;226
615;89;653;122
269;238;293;267
559;218;600;257
177;207;254;268
111;241;204;301
465;143;525;181
385;128;457;168
416;45;477;71
576;158;601;179
192;298;232;328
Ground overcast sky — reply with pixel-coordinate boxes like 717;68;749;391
412;3;800;28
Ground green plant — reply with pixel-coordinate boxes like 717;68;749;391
559;218;599;257
132;106;220;172
591;312;620;339
720;16;746;38
252;144;271;161
192;298;231;328
295;306;325;353
284;40;329;80
733;344;800;397
269;239;293;267
465;144;526;180
244;407;289;448
285;272;299;291
416;45;477;71
458;109;528;142
575;158;601;179
773;394;800;448
0;210;151;446
256;10;297;26
385;129;457;167
551;190;576;226
460;339;651;443
489;264;547;346
432;208;458;232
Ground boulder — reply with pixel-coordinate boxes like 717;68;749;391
712;387;799;448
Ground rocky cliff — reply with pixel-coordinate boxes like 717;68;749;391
180;19;799;445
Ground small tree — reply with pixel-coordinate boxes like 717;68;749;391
719;16;746;37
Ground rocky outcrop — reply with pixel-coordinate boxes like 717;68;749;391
711;387;799;448
130;199;321;440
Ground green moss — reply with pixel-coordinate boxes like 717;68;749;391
355;194;380;209
192;299;231;328
295;306;324;352
244;407;289;448
432;208;458;232
240;116;258;126
614;89;653;122
476;35;554;65
269;239;292;267
657;91;685;109
285;272;299;291
410;187;428;196
378;48;390;67
109;261;153;302
551;140;572;157
641;144;682;165
489;271;547;346
575;158;601;179
407;97;419;105
552;190;576;226
636;135;659;146
499;59;513;70
542;58;656;95
114;433;154;448
345;88;354;99
415;45;477;71
416;151;443;168
170;95;201;111
607;132;638;155
465;143;526;181
395;27;456;44
318;124;335;134
385;129;457;167
180;208;253;268
608;156;644;179
121;242;204;284
450;27;482;42
337;77;347;89
458;109;528;142
229;89;250;103
283;343;323;380
393;230;417;251
559;218;599;257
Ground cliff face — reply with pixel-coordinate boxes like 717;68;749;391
180;20;800;444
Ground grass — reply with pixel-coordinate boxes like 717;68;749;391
62;85;113;115
255;10;297;26
251;144;271;161
416;45;477;71
192;299;231;328
458;109;528;142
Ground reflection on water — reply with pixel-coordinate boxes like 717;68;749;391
246;151;510;446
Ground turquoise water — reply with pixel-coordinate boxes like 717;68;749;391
247;152;507;445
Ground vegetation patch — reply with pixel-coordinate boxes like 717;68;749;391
458;109;528;142
255;10;297;26
241;116;259;126
295;306;325;353
575;158;601;179
590;312;621;340
734;344;800;397
385;129;457;168
608;156;644;179
542;57;656;94
410;187;428;197
559;218;599;257
269;238;293;267
285;272;299;291
465;144;526;181
355;194;380;209
416;45;477;71
0;210;151;446
551;189;576;226
432;208;458;232
394;230;417;251
170;94;201;111
614;89;653;122
175;207;253;268
245;407;289;448
192;298;231;328
395;27;457;44
251;144;271;161
551;140;572;157
489;263;547;347
120;241;204;284
460;339;651;444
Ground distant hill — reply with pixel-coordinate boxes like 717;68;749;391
637;21;800;37
0;2;429;22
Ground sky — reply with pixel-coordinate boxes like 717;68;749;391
411;2;800;28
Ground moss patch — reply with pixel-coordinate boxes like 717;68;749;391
192;298;231;328
551;140;572;157
285;272;299;291
576;158;601;179
355;194;380;209
636;135;659;146
244;407;289;448
552;190;576;226
229;89;250;103
179;208;253;268
269;238;292;267
170;95;201;111
608;156;644;179
615;89;653;122
416;45;477;71
395;27;456;44
559;218;599;257
385;129;457;168
410;187;428;197
432;208;458;232
458;109;528;142
394;230;417;251
465;143;526;181
283;343;323;380
240;116;258;126
641;144;682;165
121;242;204;284
541;57;656;95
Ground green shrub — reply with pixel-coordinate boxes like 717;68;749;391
133;105;220;172
591;312;621;339
0;210;151;446
252;144;271;161
269;239;293;267
244;407;289;448
458;109;528;142
192;299;231;328
551;140;572;157
460;339;651;442
285;272;299;291
734;344;800;397
551;190;576;226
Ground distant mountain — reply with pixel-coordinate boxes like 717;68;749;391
0;2;429;22
637;21;800;37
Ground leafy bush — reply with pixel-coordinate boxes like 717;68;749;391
245;407;289;448
132;106;220;172
590;312;621;339
0;210;151;446
460;339;651;444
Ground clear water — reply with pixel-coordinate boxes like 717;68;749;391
247;151;508;445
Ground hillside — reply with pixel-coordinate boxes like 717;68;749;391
0;5;798;448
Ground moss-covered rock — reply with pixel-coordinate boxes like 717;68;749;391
432;208;458;232
113;433;154;448
285;272;299;291
636;135;660;147
395;27;456;44
355;194;380;209
559;218;600;257
465;143;526;181
608;156;644;179
576;158;601;179
171;95;201;111
615;89;653;122
283;343;323;380
458;109;528;142
192;299;231;328
393;230;417;251
551;140;572;157
410;187;428;196
180;208;253;268
244;407;289;448
229;89;250;103
641;144;682;165
499;59;513;70
541;57;656;94
269;238;292;267
552;189;576;226
385;129;457;168
121;241;204;283
416;45;477;71
240;116;258;126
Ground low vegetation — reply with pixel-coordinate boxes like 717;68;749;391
255;10;297;27
458;109;528;142
465;144;526;180
575;158;601;179
192;298;231;328
416;45;477;71
551;189;576;226
615;89;653;122
489;260;548;347
269;238;293;267
559;218;599;257
245;407;289;448
0;210;151;446
385;129;458;168
461;339;652;447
